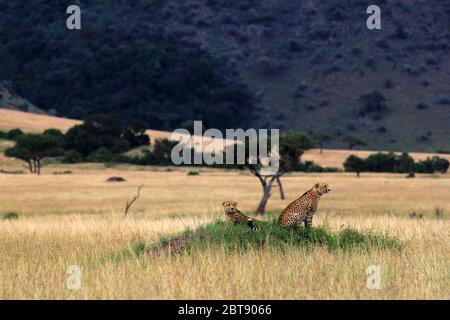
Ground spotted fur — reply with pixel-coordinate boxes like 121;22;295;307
222;200;258;230
277;183;331;228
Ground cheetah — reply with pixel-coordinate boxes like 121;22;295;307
222;201;258;230
277;183;331;228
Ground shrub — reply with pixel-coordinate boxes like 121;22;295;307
377;126;387;133
384;79;393;89
344;153;447;174
437;98;450;105
299;161;339;173
52;170;73;175
0;169;25;174
416;102;428;110
62;150;83;164
392;25;408;39
343;135;367;150
427;157;449;173
343;155;366;176
2;212;19;220
358;90;388;117
365;153;398;172
7;128;24;141
257;56;286;77
85;148;115;163
187;171;200;176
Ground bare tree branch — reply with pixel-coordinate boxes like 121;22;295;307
123;185;144;216
276;175;285;200
255;175;277;215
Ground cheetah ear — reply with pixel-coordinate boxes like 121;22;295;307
222;201;227;206
233;201;237;206
314;183;320;189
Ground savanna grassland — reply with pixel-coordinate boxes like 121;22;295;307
0;159;449;299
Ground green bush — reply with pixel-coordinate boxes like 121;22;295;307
187;171;200;176
416;157;449;174
358;90;388;117
7;128;24;141
416;102;428;110
2;212;19;220
85;148;115;163
299;161;339;173
62;150;83;164
344;153;448;174
0;130;8;140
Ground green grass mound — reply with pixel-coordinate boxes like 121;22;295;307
135;220;401;256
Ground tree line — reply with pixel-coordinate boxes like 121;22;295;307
2;116;337;175
3;114;448;178
3;114;149;174
344;152;449;177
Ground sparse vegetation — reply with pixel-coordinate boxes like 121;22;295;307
0;169;25;175
52;170;72;175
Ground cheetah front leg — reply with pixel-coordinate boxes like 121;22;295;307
304;216;312;228
304;209;317;228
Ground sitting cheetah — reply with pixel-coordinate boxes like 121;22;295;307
277;183;331;228
222;201;258;230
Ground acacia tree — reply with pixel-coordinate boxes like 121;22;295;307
312;132;332;153
343;155;365;177
228;132;313;215
343;135;367;150
5;133;62;174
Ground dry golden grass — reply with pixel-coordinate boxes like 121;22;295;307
0;165;449;299
0;109;448;299
0;213;448;299
0;165;449;217
0;108;232;147
0;108;80;132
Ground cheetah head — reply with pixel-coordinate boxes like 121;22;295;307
222;200;238;214
314;183;331;196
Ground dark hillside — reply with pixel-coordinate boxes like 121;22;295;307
0;0;448;151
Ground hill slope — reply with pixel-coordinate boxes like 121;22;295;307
0;1;448;151
0;83;45;114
